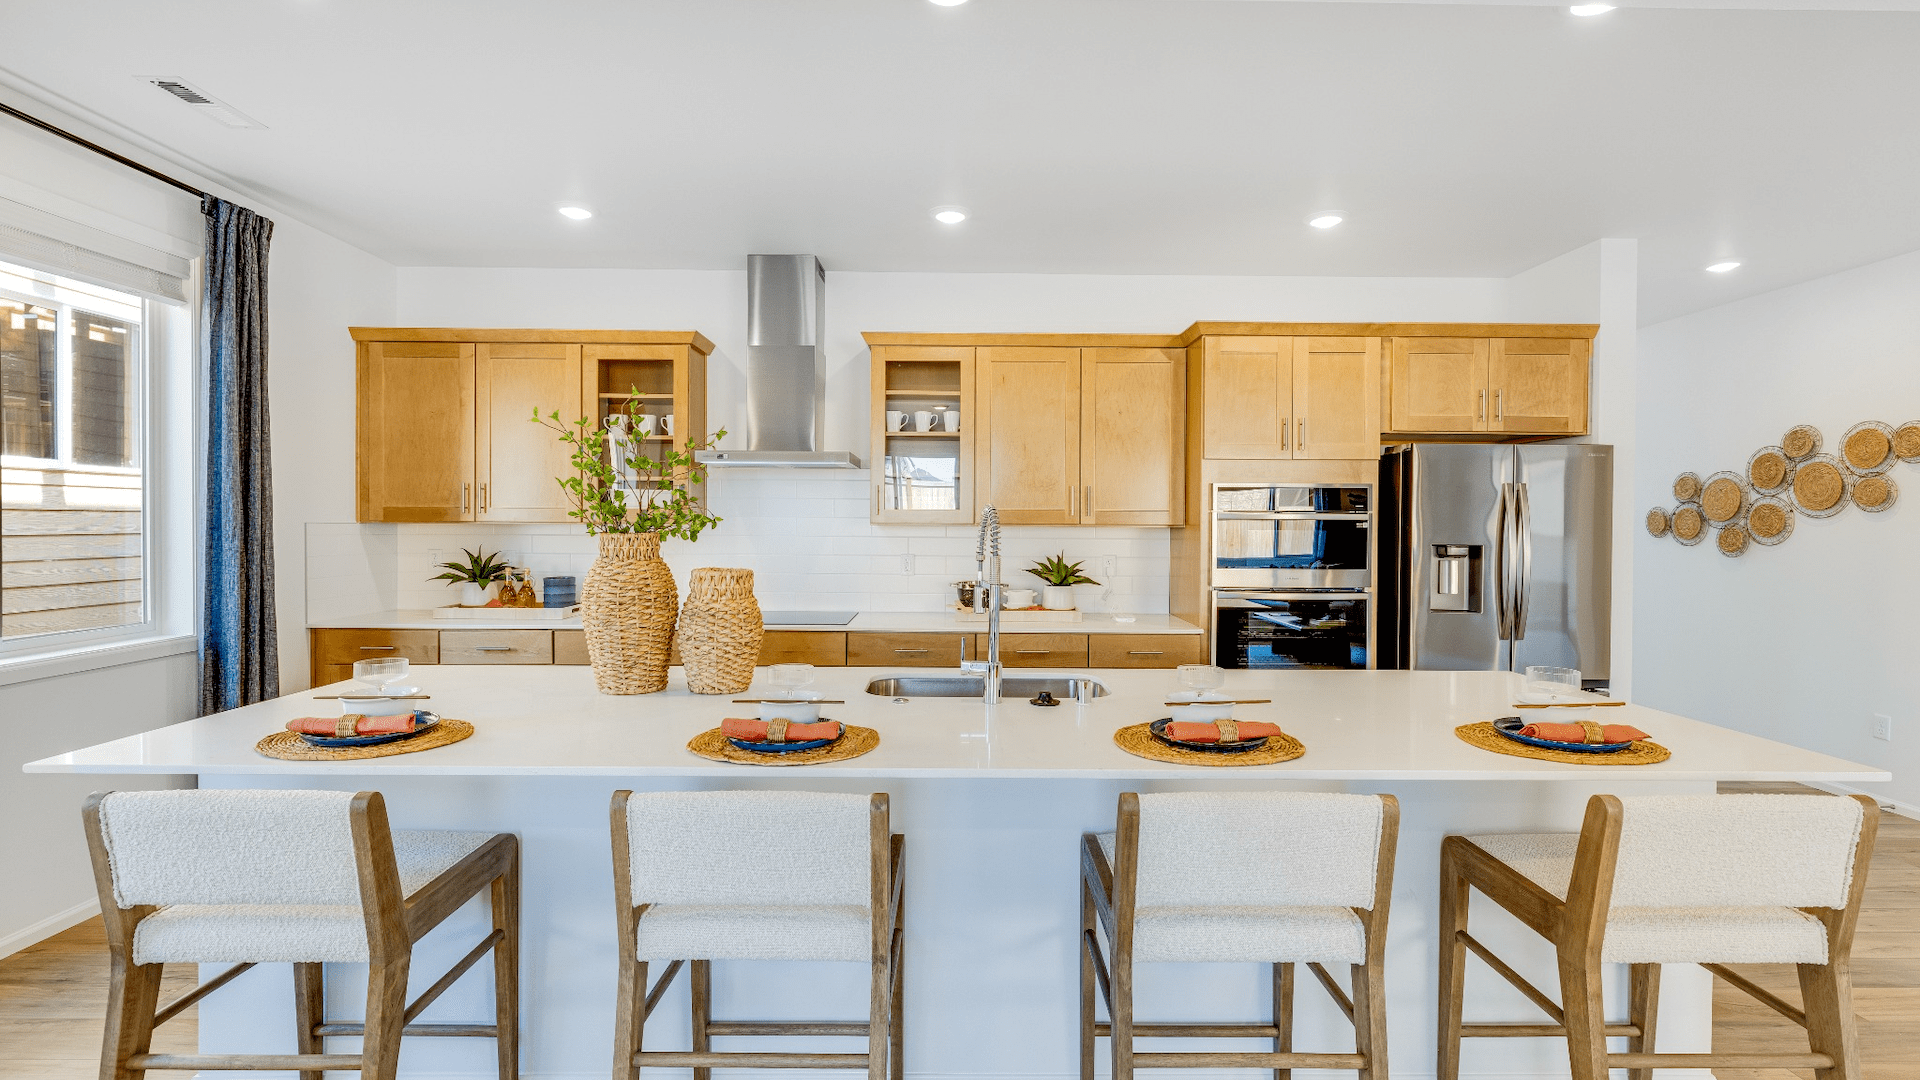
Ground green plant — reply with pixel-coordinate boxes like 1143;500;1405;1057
431;547;510;586
1026;552;1100;587
531;393;728;540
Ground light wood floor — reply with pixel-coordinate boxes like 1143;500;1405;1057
0;785;1909;1079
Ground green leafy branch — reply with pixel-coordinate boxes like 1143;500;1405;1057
531;392;727;540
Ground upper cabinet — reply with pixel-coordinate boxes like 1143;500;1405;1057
1387;333;1590;437
1194;335;1380;460
1081;348;1184;525
353;329;712;523
977;346;1083;525
871;345;974;524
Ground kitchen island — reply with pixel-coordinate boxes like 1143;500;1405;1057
29;667;1885;1079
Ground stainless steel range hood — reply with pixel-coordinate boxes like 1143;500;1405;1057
696;254;862;470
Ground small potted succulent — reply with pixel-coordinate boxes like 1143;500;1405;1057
1026;552;1101;611
432;547;510;607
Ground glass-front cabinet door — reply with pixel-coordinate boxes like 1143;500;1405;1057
870;344;974;523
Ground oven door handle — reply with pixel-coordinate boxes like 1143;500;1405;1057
1215;590;1372;602
1213;511;1370;522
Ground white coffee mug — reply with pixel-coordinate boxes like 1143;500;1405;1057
914;410;935;432
887;410;906;432
662;414;674;436
635;414;657;437
944;409;960;432
1004;588;1037;608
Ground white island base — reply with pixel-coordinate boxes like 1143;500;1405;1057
29;667;1886;1080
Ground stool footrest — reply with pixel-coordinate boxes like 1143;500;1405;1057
313;1022;498;1037
1608;1053;1834;1070
636;1051;869;1068
1133;1052;1367;1069
704;1021;870;1037
1462;1022;1640;1038
1096;1023;1283;1038
127;1054;363;1071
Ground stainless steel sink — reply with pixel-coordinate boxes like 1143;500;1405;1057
865;675;1109;702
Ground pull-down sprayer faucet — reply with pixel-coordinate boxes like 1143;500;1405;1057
963;505;1003;704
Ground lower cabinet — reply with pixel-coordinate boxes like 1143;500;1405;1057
1089;634;1207;668
847;632;969;667
439;629;554;664
982;633;1090;668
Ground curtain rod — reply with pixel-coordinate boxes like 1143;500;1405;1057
0;99;209;201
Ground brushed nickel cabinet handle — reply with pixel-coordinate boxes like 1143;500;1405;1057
1298;418;1306;448
474;645;512;652
1281;421;1288;450
462;483;470;512
1478;390;1486;421
894;648;929;654
359;645;396;651
1127;650;1164;656
1495;388;1503;421
480;482;489;512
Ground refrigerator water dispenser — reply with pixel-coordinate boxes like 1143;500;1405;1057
1430;545;1480;612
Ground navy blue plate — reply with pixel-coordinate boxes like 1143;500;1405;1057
1492;716;1632;754
300;710;439;748
729;721;843;754
1149;717;1269;754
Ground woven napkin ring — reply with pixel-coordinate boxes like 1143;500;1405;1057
336;716;362;738
765;719;789;743
1215;719;1240;743
1577;720;1605;744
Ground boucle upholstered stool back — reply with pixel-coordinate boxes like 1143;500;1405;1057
1134;791;1386;909
1612;793;1864;908
623;789;872;907
95;788;362;907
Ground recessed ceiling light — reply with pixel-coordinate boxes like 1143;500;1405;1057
928;0;970;6
1306;212;1345;229
1569;3;1615;15
1705;260;1742;273
931;206;968;225
557;206;593;220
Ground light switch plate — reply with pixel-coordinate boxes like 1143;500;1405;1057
1873;714;1893;741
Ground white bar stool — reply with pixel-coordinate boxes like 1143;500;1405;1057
82;788;519;1080
1439;792;1879;1080
1081;790;1400;1079
609;789;904;1079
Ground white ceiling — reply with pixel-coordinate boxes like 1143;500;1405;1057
2;0;1917;323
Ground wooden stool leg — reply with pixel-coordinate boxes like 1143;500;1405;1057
890;929;904;1080
1353;959;1389;1080
1800;960;1862;1080
492;851;521;1080
1272;962;1294;1080
868;950;891;1080
613;960;646;1080
1080;881;1097;1080
690;960;712;1080
293;963;326;1080
1626;963;1660;1080
1554;949;1609;1080
1436;846;1470;1080
1110;950;1133;1080
101;955;163;1080
359;954;412;1080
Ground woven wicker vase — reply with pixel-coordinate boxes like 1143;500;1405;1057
676;568;765;695
581;533;679;695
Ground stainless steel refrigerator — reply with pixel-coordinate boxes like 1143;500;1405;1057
1377;443;1612;686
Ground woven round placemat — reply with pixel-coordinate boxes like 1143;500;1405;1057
1112;723;1305;767
687;725;879;766
1454;722;1670;766
256;719;474;761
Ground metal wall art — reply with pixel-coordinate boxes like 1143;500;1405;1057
1650;420;1919;557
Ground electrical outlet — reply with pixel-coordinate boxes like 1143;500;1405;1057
1100;555;1118;581
1873;714;1893;741
901;553;916;575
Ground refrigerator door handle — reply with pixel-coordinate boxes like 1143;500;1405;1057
1496;481;1514;640
1514;481;1533;642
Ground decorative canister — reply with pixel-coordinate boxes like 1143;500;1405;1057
676;568;764;695
581;533;679;694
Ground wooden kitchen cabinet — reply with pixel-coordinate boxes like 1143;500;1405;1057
976;346;1082;525
1388;337;1489;433
1388;335;1588;436
1195;335;1380;461
1488;337;1590;434
440;629;555;664
1081;348;1185;525
1088;634;1206;668
760;631;848;666
1291;337;1381;459
976;633;1089;668
356;342;475;521
353;329;713;523
309;628;441;688
870;345;974;524
847;631;970;667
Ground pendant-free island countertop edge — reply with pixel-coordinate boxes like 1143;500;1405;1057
26;667;1886;784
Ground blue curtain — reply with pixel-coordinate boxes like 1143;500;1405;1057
199;196;278;715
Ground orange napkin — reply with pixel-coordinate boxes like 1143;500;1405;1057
1165;719;1282;744
1519;721;1648;745
286;714;417;737
720;717;841;743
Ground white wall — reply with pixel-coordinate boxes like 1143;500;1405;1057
1637;248;1920;811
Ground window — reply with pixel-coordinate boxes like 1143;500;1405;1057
1;258;159;641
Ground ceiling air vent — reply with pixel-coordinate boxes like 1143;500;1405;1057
145;78;265;129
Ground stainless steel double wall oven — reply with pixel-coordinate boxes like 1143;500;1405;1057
1210;483;1373;669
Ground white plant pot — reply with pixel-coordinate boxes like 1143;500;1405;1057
460;582;489;607
1041;585;1077;611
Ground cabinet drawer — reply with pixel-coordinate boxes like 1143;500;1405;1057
312;662;358;689
848;632;967;667
311;628;440;667
1089;634;1205;669
980;633;1089;668
440;629;554;664
554;629;589;665
761;632;847;666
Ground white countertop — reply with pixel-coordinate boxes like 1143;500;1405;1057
27;667;1886;783
308;610;1202;635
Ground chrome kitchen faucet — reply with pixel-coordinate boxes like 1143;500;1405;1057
963;505;1004;704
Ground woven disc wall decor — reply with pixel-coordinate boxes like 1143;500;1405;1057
1852;473;1898;513
1747;496;1795;546
1791;455;1850;518
1645;507;1671;538
1672;504;1707;545
1717;523;1751;558
1894;420;1920;462
1701;472;1748;525
1782;425;1822;460
1747;447;1792;493
1672;472;1703;503
1841;421;1895;475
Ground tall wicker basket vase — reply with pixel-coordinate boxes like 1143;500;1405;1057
676;568;764;695
581;533;679;694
